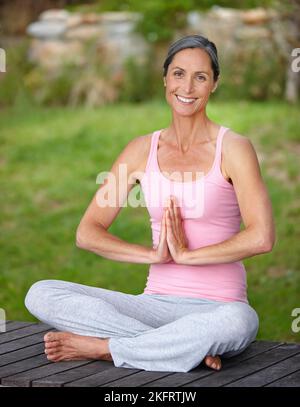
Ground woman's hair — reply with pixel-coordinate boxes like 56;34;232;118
163;34;220;82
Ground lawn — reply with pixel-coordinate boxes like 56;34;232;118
0;99;299;342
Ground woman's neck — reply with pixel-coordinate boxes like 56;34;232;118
165;115;216;153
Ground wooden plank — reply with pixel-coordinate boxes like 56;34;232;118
0;319;298;388
65;367;142;387
266;369;300;387
0;329;53;355
0;322;52;344
1;321;36;332
0;354;51;385
0;343;45;368
225;351;300;387
142;341;283;388
33;361;116;387
67;341;281;388
181;343;300;387
103;371;176;387
2;357;100;387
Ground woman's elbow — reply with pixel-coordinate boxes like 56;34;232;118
258;231;276;254
259;240;274;254
76;222;105;250
76;228;89;249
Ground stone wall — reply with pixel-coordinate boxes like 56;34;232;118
25;6;299;105
27;9;150;73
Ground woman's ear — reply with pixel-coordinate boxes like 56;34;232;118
212;77;219;93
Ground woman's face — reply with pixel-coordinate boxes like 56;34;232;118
164;47;218;116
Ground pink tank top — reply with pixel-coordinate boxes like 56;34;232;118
140;126;248;304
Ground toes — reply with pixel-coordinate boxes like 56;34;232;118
46;352;80;362
44;340;62;357
205;355;222;371
45;347;61;355
44;331;72;345
45;341;60;349
46;354;60;362
44;332;61;342
44;332;55;342
214;356;222;370
45;350;59;361
46;350;66;362
205;356;214;366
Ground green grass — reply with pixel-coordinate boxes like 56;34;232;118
0;99;299;343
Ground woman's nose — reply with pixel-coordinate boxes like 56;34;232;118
183;77;194;94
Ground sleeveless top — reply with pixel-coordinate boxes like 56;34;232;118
139;126;248;304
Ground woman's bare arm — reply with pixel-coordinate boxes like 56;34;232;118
76;135;157;264
178;131;276;265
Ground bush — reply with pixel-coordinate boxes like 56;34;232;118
24;64;75;106
216;39;286;101
118;47;162;103
0;38;34;107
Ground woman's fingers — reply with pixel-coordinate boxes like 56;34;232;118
168;201;176;232
168;196;187;247
166;208;171;232
169;197;180;236
162;208;168;237
160;209;167;240
172;198;182;232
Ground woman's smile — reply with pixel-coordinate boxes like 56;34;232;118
175;94;198;105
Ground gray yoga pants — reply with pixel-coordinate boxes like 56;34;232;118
24;279;259;373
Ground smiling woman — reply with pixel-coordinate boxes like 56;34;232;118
162;36;219;121
24;34;275;374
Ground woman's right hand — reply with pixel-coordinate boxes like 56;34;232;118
151;207;173;264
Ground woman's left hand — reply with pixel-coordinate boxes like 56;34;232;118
165;196;189;263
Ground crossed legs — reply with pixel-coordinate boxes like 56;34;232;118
24;279;259;373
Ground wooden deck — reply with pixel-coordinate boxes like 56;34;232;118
0;321;300;387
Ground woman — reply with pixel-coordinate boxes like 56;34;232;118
24;35;275;373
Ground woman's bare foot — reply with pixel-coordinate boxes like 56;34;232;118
204;355;222;371
44;331;113;363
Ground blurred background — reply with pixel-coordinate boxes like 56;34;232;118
0;0;299;342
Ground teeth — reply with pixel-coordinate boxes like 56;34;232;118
176;95;196;103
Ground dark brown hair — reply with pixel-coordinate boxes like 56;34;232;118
163;34;220;82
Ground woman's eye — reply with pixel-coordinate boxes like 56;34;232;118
174;72;205;81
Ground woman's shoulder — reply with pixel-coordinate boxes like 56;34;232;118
127;131;153;156
120;131;154;176
120;131;152;154
223;128;255;155
222;128;260;176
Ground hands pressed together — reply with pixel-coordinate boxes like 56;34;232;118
152;196;189;264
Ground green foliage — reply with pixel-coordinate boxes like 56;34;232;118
132;1;193;44
118;48;163;102
24;63;75;106
119;56;151;102
217;40;286;100
0;38;34;108
23;39;115;107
